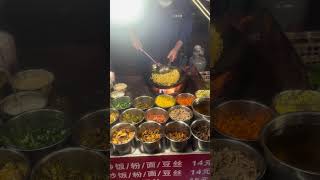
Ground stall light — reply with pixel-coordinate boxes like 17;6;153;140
192;0;210;21
110;0;144;25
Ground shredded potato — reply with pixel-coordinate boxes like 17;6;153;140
151;69;180;86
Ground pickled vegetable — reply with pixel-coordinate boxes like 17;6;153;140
121;110;144;124
167;131;188;141
140;128;161;143
111;128;135;145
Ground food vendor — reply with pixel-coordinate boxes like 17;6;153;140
129;0;193;66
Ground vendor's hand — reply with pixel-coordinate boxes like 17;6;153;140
167;48;179;62
129;30;143;51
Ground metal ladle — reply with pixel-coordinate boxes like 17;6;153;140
139;48;170;73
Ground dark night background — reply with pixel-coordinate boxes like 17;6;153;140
0;0;108;116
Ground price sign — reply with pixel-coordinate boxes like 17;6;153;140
110;153;211;180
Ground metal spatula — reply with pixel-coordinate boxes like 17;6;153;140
140;49;170;73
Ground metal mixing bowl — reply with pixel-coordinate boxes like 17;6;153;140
72;109;108;153
30;148;107;180
1;109;71;163
191;119;210;151
0;148;30;180
133;96;154;110
213;139;266;180
165;121;191;152
214;100;275;142
260;112;320;180
192;97;210;120
136;121;164;154
168;105;193;125
110;123;136;155
12;69;54;96
0;91;48;119
145;107;169;125
120;108;145;126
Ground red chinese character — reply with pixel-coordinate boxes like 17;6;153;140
110;173;117;179
118;172;128;179
146;162;156;169
115;163;125;170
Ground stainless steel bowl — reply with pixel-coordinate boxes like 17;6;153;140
110;108;119;126
111;96;132;111
272;90;320;114
168;105;193;125
165;121;191;152
2;109;71;163
110;123;136;155
155;94;176;109
12;69;54;97
133;96;154;110
213;139;266;180
0;91;48;119
191;119;210;151
192;97;210;120
260;112;320;180
72;109;108;153
214;100;275;142
30;148;107;180
136;121;164;154
145;107;169;125
120;108;145;126
176;93;196;106
0;148;30;180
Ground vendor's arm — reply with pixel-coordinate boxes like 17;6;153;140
167;1;193;62
129;28;143;51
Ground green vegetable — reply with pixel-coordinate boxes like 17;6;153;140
121;111;144;123
11;128;67;149
111;97;131;110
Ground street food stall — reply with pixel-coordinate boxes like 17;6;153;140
110;1;211;179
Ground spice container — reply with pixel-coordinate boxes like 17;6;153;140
155;94;176;109
111;96;132;110
192;98;210;120
119;108;145;126
110;108;119;126
165;121;191;152
176;93;196;106
133;96;154;110
145;107;169;125
191;119;210;151
136;122;164;154
110;123;136;155
168;105;193;125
